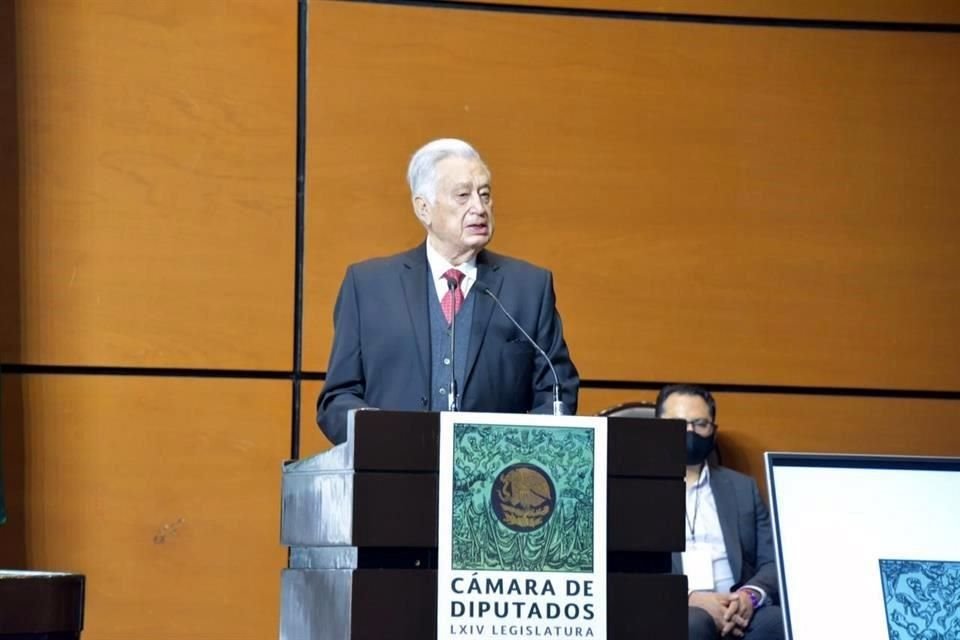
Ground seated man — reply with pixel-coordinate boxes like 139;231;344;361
656;384;784;640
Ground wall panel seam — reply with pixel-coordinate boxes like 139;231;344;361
331;0;960;33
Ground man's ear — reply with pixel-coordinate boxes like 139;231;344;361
413;196;431;226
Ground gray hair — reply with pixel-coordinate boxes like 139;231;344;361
406;138;485;204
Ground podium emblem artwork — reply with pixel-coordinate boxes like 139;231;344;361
437;413;607;640
880;559;960;639
491;463;556;533
453;424;594;572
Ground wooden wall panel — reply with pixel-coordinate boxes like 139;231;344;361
5;1;296;369
452;0;960;24
299;379;333;457
580;387;960;496
580;388;661;417
303;2;960;391
0;374;288;640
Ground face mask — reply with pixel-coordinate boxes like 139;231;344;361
686;431;715;466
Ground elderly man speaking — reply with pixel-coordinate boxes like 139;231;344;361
317;138;579;444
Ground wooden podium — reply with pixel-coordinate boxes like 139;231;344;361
279;411;687;639
0;571;84;639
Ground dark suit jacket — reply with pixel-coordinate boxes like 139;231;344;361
316;244;580;444
673;465;780;605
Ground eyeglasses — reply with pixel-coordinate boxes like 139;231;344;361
685;419;716;434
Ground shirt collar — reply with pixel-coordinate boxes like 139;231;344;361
425;239;477;292
689;462;711;489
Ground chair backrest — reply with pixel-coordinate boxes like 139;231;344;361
596;401;657;419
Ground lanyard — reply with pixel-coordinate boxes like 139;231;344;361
685;465;705;542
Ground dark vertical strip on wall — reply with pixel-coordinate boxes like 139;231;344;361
291;0;310;461
0;1;22;552
0;0;21;370
0;367;5;525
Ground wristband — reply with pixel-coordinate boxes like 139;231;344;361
740;588;761;610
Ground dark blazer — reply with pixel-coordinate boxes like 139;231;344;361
673;465;780;604
317;244;580;444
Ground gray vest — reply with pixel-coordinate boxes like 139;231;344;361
429;282;475;411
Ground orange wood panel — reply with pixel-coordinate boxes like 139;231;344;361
449;0;960;24
303;2;960;391
0;373;289;640
299;379;335;457
8;1;296;368
581;387;960;496
579;388;661;417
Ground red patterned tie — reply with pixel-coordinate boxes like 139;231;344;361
441;269;465;325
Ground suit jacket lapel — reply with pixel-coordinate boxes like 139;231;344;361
710;467;743;582
399;244;431;390
463;252;502;393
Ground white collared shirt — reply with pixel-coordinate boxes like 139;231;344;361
425;240;478;303
685;463;736;594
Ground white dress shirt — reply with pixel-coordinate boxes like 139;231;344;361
684;463;736;594
425;240;478;302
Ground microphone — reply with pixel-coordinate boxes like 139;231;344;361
475;282;569;416
445;274;460;411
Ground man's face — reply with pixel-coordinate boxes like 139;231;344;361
660;393;715;436
415;155;494;263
